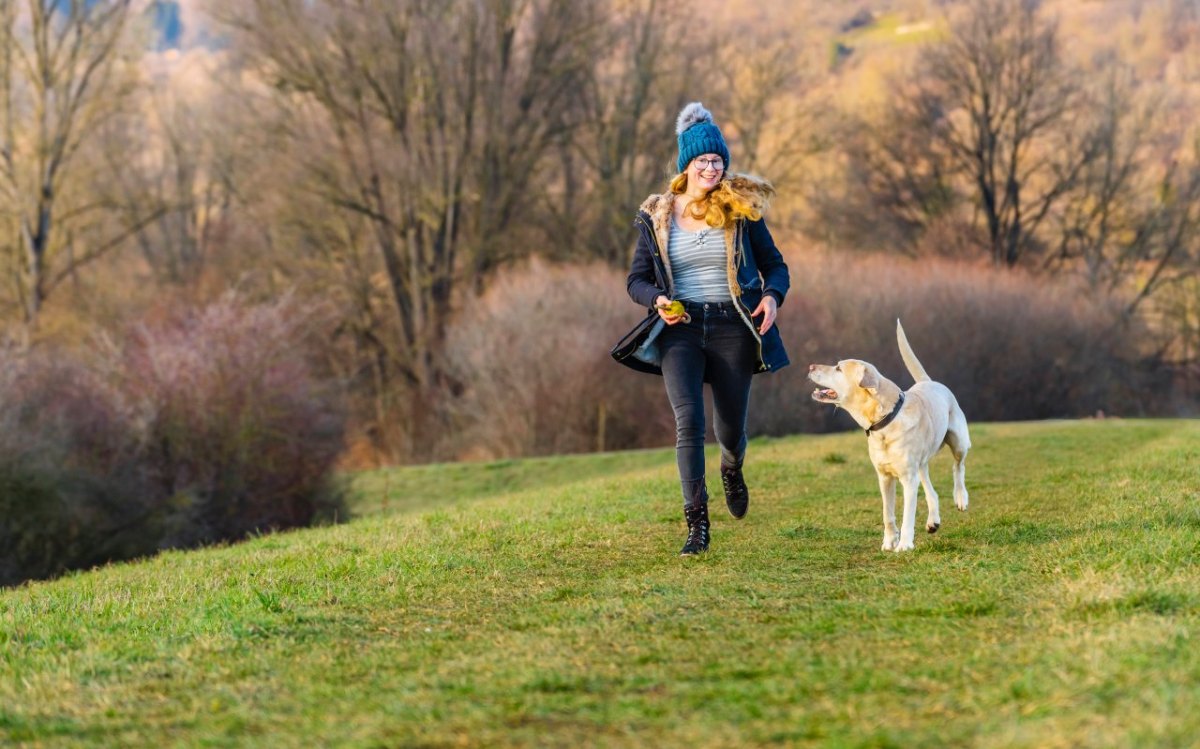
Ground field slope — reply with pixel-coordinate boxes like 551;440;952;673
2;420;1199;748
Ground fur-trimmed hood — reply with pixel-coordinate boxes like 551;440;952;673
637;173;775;303
637;172;775;219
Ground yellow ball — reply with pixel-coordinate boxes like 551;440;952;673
659;300;685;317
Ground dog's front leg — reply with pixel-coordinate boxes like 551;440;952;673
895;471;919;552
877;472;898;551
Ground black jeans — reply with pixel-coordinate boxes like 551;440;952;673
659;300;757;508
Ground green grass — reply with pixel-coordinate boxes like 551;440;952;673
829;11;945;70
837;12;944;48
3;419;1200;747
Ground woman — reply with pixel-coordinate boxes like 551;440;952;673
618;102;791;556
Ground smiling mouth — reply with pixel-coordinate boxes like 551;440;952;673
812;388;839;403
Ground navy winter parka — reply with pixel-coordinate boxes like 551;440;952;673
621;185;791;377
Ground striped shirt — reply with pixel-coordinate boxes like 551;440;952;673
668;218;731;303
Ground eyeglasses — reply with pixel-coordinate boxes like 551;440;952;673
692;157;725;172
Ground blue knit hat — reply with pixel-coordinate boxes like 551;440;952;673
676;102;730;174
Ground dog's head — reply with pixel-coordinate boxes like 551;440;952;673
808;359;882;407
808;358;903;426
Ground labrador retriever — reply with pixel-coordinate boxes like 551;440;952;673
808;321;970;552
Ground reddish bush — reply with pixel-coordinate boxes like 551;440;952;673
440;259;674;459
0;350;150;585
440;252;1160;460
0;294;346;586
753;251;1156;435
113;292;347;546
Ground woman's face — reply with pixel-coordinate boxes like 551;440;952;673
688;152;725;192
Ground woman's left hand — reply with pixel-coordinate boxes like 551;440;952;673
752;294;777;334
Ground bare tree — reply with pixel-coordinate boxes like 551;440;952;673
881;0;1096;266
1118;158;1200;318
715;34;819;193
218;0;599;457
825;95;959;252
543;0;687;266
102;61;237;289
93;47;276;295
1045;69;1148;288
1165;0;1200;53
1045;69;1200;318
0;0;146;327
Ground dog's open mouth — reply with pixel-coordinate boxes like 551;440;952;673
812;388;838;403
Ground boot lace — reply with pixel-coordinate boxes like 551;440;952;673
722;467;748;503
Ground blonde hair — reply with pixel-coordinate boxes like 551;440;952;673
670;172;775;230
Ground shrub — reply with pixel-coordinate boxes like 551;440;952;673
113;292;347;547
440;252;1161;460
440;259;675;459
0;294;347;587
0;351;152;586
752;251;1157;435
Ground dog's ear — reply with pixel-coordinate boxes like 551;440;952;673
858;366;879;392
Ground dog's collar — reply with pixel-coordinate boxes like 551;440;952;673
866;392;905;436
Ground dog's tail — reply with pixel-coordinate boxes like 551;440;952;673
896;319;931;383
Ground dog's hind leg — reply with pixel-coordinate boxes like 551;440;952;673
878;472;898;551
950;449;969;512
945;409;971;512
895;471;919;552
920;464;941;533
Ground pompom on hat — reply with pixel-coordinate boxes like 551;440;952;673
675;102;730;174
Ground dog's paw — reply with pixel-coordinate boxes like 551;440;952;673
926;521;940;534
955;494;969;512
892;539;915;552
881;536;898;552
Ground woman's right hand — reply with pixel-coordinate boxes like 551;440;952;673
655;295;686;325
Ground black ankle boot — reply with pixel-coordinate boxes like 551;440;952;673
680;504;710;556
720;464;749;519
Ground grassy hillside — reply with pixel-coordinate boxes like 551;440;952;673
2;420;1199;748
